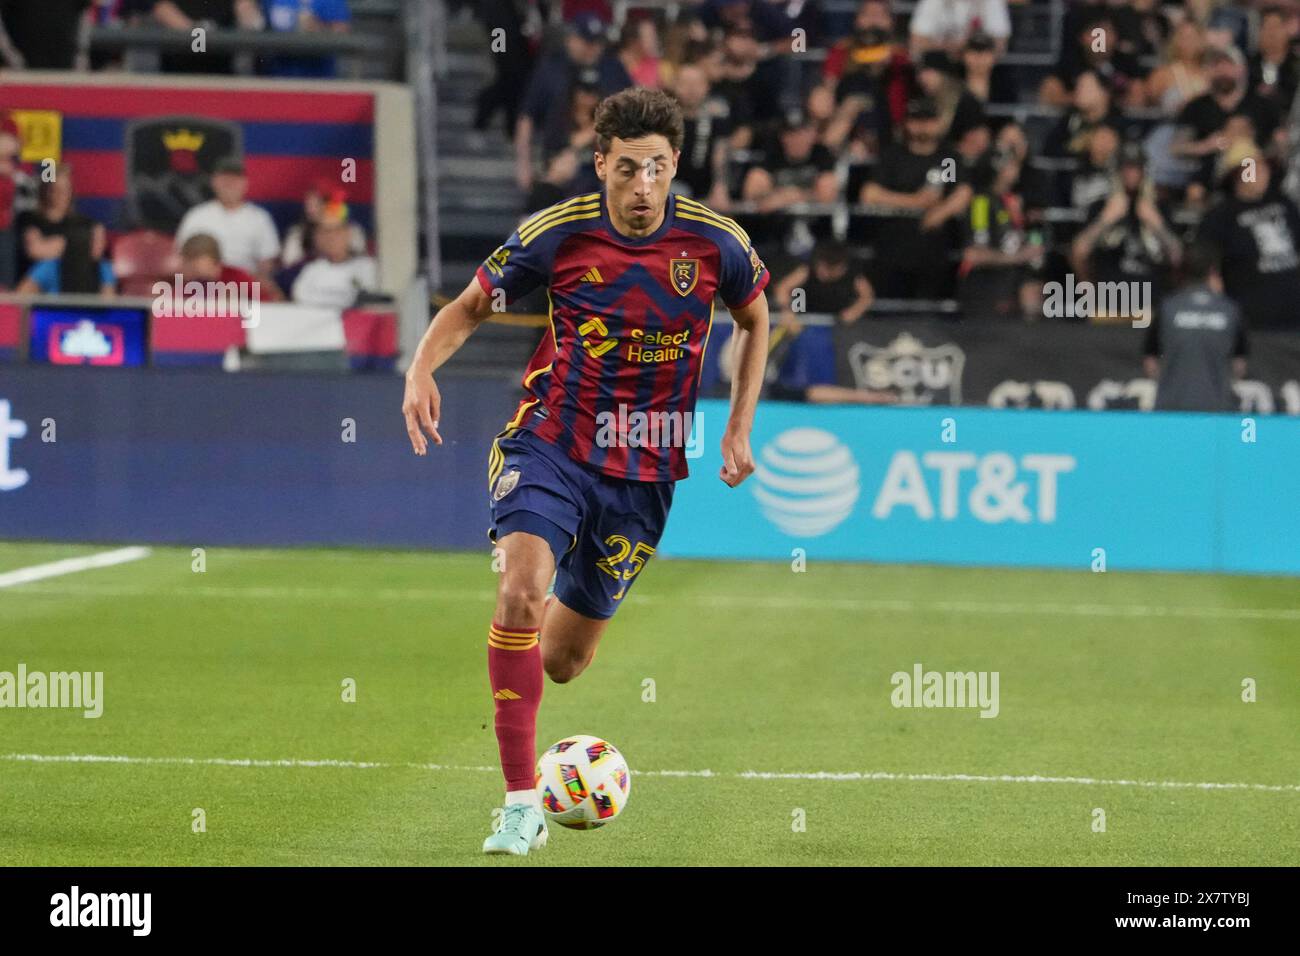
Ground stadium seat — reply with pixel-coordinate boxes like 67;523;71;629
112;229;177;297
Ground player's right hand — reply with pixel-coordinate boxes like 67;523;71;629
402;371;443;455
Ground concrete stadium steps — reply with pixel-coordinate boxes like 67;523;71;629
434;9;526;301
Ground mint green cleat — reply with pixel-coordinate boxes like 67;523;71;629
482;804;548;856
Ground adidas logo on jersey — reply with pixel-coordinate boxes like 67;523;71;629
580;267;604;283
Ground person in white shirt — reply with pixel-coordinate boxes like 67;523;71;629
910;0;1012;58
290;203;378;309
176;156;281;280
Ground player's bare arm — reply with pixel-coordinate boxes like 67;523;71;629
720;290;769;487
401;277;495;455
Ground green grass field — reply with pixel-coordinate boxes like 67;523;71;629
2;540;1297;866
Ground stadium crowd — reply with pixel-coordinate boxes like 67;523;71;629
0;1;354;75
468;0;1300;338
1;0;1296;408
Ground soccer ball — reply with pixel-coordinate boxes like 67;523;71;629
535;735;631;829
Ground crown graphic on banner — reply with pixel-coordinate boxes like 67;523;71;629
162;128;205;152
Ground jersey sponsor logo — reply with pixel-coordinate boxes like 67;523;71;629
627;327;690;363
669;257;700;296
580;267;604;283
579;319;693;363
578;317;617;357
493;469;520;501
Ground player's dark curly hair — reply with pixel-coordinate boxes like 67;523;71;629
594;88;684;154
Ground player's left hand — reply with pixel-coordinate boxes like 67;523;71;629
719;430;755;487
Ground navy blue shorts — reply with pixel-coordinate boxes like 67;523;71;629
487;428;674;620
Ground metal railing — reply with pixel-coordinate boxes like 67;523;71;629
85;24;394;78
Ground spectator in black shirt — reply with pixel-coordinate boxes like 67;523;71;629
672;62;733;208
819;18;911;160
1043;70;1122;160
958;145;1044;321
1071;140;1181;318
709;24;764;147
916;50;988;159
14;165;105;287
768;240;892;405
472;0;535;141
1196;140;1300;332
1248;6;1299;112
995;121;1051;221
860;97;972;299
1110;0;1168;64
1041;10;1147;109
1067;122;1120;211
741;110;838;213
1173;45;1283;205
0;0;89;69
773;239;875;325
960;30;999;105
149;0;263;74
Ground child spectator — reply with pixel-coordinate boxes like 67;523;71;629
282;181;366;268
288;199;377;309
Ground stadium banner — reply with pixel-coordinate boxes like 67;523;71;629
0;366;505;550
660;399;1300;575
3;77;375;236
828;320;1300;414
702;318;1300;414
2;367;1297;574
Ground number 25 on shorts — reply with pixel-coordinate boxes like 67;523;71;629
595;535;655;601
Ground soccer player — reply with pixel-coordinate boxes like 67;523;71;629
401;88;770;855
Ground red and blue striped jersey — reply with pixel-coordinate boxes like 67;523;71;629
475;191;769;482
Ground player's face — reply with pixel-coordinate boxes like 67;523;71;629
596;135;678;237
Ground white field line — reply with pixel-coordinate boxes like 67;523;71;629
0;547;152;589
2;752;1298;794
9;580;1300;622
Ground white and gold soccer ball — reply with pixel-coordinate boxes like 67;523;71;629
535;735;631;830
